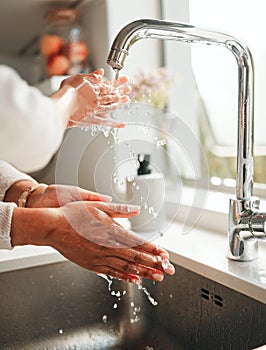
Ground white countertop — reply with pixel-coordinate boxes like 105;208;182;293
0;245;66;273
0;219;265;304
157;222;266;304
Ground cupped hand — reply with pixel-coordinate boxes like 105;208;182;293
48;201;175;284
60;68;131;128
26;184;112;208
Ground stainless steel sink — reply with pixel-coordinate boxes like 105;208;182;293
0;261;265;350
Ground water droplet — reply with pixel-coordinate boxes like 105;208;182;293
113;68;120;80
142;126;149;134
127;176;135;182
111;290;121;298
102;315;108;323
156;138;167;148
149;206;158;218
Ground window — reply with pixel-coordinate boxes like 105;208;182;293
162;0;266;187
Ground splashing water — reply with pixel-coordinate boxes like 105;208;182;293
156;138;167;148
98;274;158;308
137;283;158;306
111;290;122;300
77;119;120;142
98;274;113;292
113;68;120;80
102;314;108;323
148;206;158;219
130;301;141;324
98;275;127;301
127;175;135;182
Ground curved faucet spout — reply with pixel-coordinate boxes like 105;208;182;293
107;19;262;261
107;19;254;201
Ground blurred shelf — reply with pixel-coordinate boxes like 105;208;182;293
0;0;94;55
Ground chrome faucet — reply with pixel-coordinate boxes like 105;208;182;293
107;19;265;261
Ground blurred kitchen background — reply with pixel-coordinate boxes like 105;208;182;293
1;0;266;198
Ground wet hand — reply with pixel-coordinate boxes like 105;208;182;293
60;68;131;128
48;201;175;284
26;184;112;208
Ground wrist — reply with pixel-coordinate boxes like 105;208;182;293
24;184;48;208
4;180;48;208
51;85;77;127
11;207;60;247
4;180;37;206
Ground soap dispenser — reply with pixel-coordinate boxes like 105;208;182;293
126;154;165;232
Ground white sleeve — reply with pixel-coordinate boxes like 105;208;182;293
0;160;38;250
0;160;37;201
0;65;66;173
0;202;17;249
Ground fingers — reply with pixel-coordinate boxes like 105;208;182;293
120;85;132;95
135;239;169;258
110;246;175;276
105;75;129;87
95;258;164;283
70;114;126;129
91;202;141;218
53;185;113;206
61;70;104;90
97;268;141;285
91;68;104;76
93;249;174;282
98;94;130;107
107;231;174;273
93;117;126;128
79;189;112;203
100;83;131;98
84;69;104;83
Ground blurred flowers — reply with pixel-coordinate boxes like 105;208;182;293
129;67;174;173
129;67;173;109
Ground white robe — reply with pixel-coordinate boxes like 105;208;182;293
0;65;65;172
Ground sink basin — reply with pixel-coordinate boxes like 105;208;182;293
0;261;265;350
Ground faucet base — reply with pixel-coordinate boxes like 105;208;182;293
227;238;259;262
227;197;260;261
